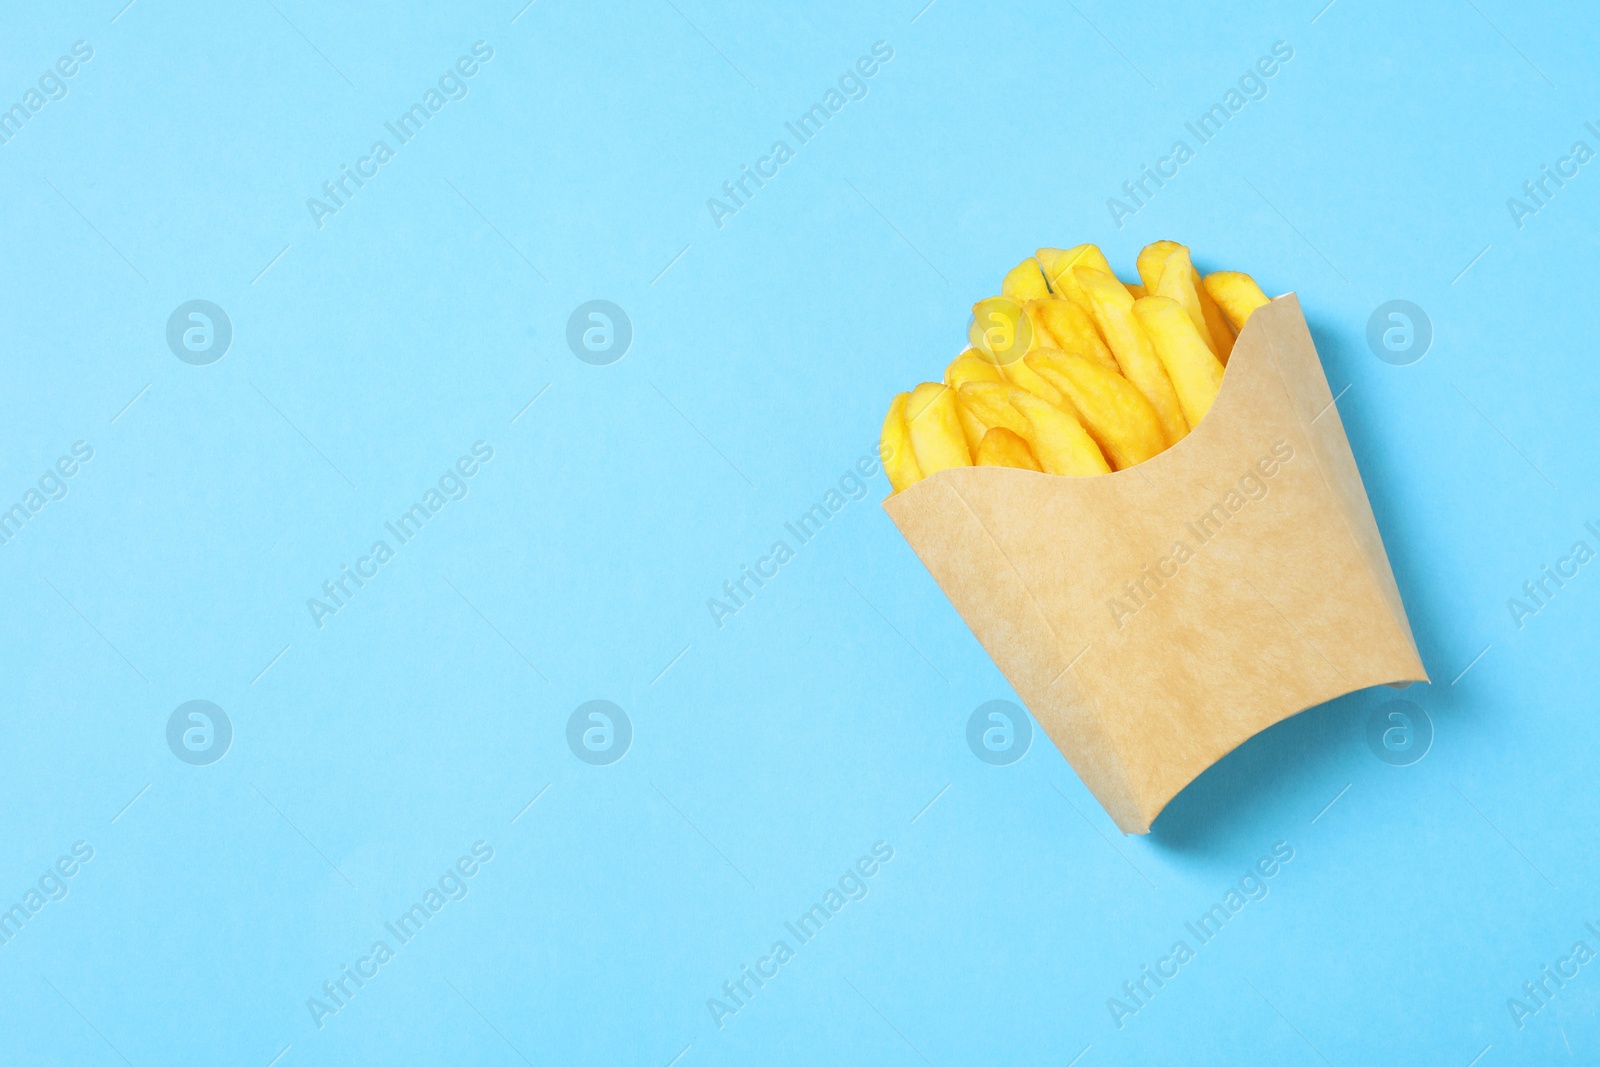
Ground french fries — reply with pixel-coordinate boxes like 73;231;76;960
1001;258;1051;301
1023;298;1120;374
881;241;1275;494
1036;244;1117;312
956;381;1033;438
881;392;922;492
1203;271;1270;332
963;304;1073;409
905;382;971;475
1132;296;1225;428
1141;240;1238;361
1006;387;1111;477
1000;355;1070;410
1025;349;1166;469
975;427;1042;471
1150;247;1214;357
968;297;1031;368
945;352;1004;388
1136;240;1182;294
945;352;1003;452
1192;267;1237;361
1075;266;1189;446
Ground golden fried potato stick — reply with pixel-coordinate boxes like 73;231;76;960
1204;271;1271;332
945;351;1004;389
1036;244;1117;312
1024;298;1121;374
1167;252;1236;362
1074;266;1189;446
881;392;923;493
1151;247;1214;353
1001;258;1051;301
1001;357;1069;410
1194;272;1236;362
1141;241;1235;360
950;401;985;455
956;382;1033;438
1132;297;1226;428
968;296;1031;368
966;302;1072;409
1136;240;1182;293
1125;283;1146;299
1006;386;1112;476
906;382;972;475
945;352;1003;453
1025;349;1167;469
975;427;1042;471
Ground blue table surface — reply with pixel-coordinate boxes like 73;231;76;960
2;1;1597;1064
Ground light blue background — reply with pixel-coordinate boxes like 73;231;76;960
1;0;1596;1064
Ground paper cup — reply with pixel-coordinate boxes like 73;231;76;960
885;295;1426;833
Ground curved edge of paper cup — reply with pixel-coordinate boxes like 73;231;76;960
1132;665;1431;835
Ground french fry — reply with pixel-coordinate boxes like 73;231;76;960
1006;386;1112;477
1132;297;1225;428
1194;272;1236;362
945;351;1004;389
1001;356;1070;410
1036;244;1118;312
967;301;1072;408
956;382;1033;438
1163;248;1236;363
1074;266;1189;445
1025;349;1167;469
944;351;1002;452
975;427;1042;471
968;296;1031;368
966;300;1071;408
1142;241;1235;361
1023;297;1121;374
1125;283;1146;299
906;382;972;475
881;392;923;493
1150;247;1215;356
1001;258;1051;301
1136;240;1182;293
950;402;985;454
1204;271;1271;332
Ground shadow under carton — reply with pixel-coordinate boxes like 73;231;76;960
884;294;1427;833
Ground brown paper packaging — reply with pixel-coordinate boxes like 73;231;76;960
884;294;1427;833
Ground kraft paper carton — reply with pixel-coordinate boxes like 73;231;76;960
884;294;1427;833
